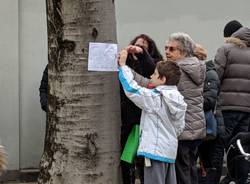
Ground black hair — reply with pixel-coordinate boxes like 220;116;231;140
130;34;163;61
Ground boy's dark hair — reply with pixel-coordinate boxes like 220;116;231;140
156;61;181;85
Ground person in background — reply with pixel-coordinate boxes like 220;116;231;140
214;20;250;184
120;34;162;184
38;64;50;157
118;48;187;184
39;64;48;113
165;32;206;184
194;45;221;184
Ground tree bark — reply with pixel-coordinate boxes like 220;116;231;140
38;0;121;183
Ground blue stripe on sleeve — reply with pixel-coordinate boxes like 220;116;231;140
119;67;140;94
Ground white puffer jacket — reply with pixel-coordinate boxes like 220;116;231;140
119;66;187;163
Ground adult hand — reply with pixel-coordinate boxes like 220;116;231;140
125;45;143;54
118;49;128;66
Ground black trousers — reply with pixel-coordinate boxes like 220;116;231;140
176;140;201;184
120;157;144;184
121;125;144;184
198;138;223;184
198;140;216;168
212;110;250;184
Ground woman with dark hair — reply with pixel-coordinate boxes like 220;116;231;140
129;34;163;62
120;34;162;184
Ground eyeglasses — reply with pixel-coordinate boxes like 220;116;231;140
165;45;179;52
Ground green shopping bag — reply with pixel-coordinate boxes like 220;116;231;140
120;125;140;164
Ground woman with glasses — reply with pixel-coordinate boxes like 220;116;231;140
165;32;206;184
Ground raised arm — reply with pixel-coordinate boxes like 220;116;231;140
131;69;150;87
135;47;157;77
118;50;158;112
126;45;157;77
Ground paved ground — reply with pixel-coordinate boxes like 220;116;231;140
2;180;141;184
1;182;36;184
4;181;139;184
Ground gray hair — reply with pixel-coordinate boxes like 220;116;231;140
169;32;196;57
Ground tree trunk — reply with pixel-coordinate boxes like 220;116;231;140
38;0;121;183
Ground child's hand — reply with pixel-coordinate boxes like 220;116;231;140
118;49;128;66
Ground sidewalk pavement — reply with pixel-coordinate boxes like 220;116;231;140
1;182;36;184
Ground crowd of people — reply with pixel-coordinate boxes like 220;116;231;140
37;20;250;184
117;20;250;184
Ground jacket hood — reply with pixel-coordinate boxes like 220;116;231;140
205;60;216;71
177;57;206;85
157;86;187;120
228;27;250;47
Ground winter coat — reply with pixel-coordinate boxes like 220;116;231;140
39;64;48;112
177;57;206;140
203;60;220;112
203;60;225;136
120;48;160;136
214;27;250;113
119;65;187;163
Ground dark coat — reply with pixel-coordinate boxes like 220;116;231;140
39;64;48;112
120;48;160;136
198;61;220;169
203;60;220;112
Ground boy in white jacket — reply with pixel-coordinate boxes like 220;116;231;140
118;49;187;184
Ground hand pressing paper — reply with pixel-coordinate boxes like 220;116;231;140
88;42;118;71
